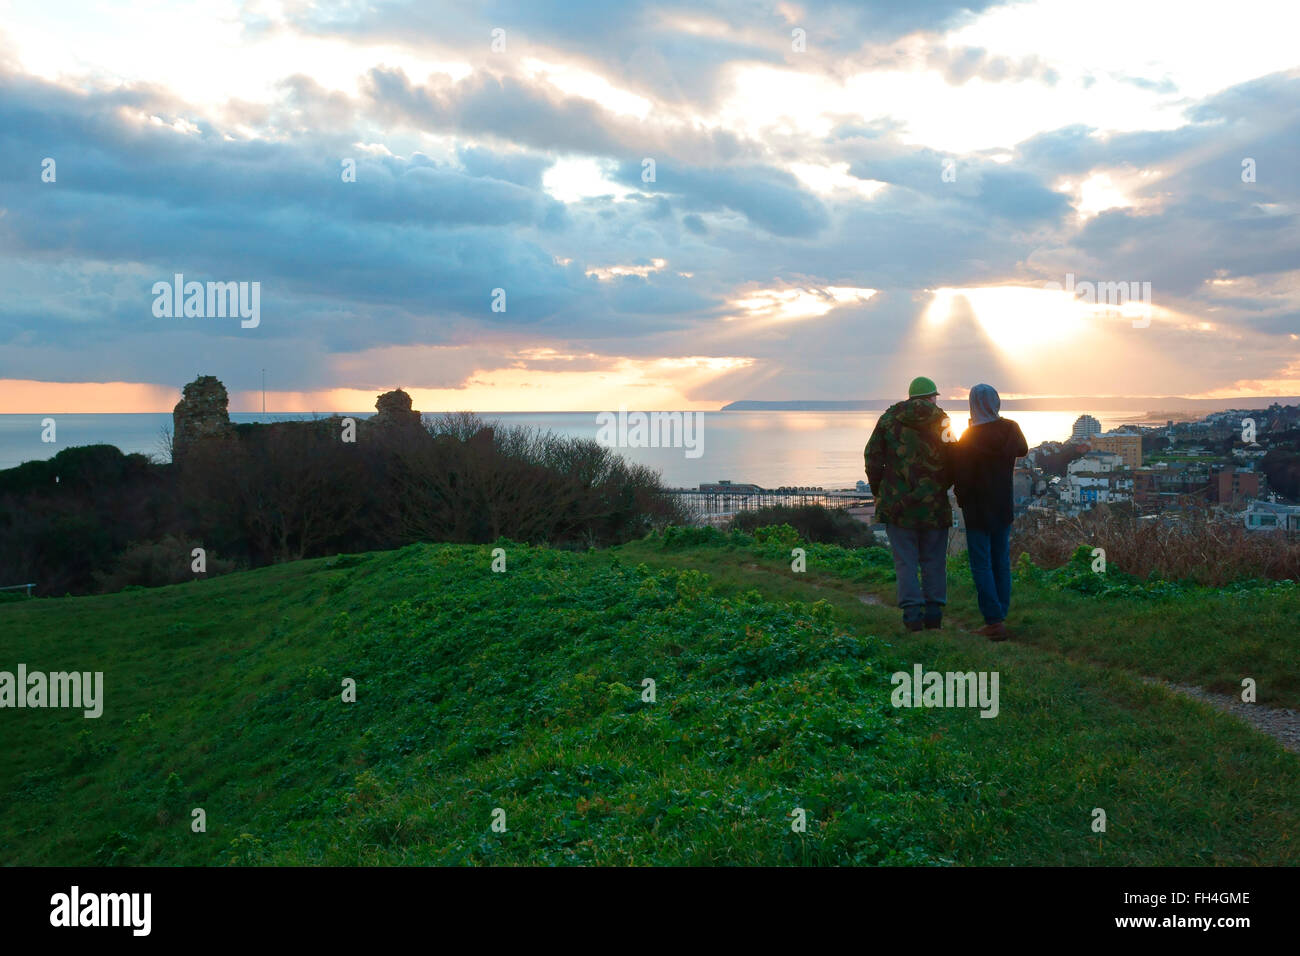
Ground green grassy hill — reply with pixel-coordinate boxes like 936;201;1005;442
2;531;1297;865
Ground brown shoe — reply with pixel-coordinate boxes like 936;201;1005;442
923;617;942;630
904;619;924;633
976;622;1009;641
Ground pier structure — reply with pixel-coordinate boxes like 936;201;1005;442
667;482;873;516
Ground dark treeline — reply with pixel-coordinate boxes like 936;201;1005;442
0;414;688;596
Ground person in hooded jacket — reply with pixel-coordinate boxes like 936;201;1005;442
953;384;1028;641
865;376;955;632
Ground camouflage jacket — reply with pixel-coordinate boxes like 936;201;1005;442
864;399;954;529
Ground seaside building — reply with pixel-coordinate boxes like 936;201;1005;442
698;480;761;493
1064;471;1133;506
1088;431;1143;468
1070;415;1102;443
1243;500;1300;533
1133;462;1212;513
1067;451;1124;475
1215;466;1263;506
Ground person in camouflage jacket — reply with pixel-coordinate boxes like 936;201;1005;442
864;377;956;631
865;397;954;528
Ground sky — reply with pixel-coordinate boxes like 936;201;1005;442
1;0;1298;412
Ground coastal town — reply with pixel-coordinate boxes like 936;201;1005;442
1012;404;1300;532
686;403;1300;536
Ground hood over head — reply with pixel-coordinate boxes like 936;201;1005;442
969;383;1001;426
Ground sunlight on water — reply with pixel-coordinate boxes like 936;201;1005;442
0;408;1145;487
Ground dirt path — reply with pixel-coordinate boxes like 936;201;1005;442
853;584;1300;755
1141;678;1300;754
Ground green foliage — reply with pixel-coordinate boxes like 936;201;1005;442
93;535;238;591
656;524;732;550
652;525;896;583
93;830;140;866
752;523;800;547
1016;546;1297;600
304;665;335;700
2;537;1298;867
0;412;690;597
66;729;115;770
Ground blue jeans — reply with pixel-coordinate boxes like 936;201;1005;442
966;523;1012;624
885;525;949;623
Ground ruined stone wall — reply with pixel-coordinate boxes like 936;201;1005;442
172;375;234;462
371;388;423;430
171;377;427;463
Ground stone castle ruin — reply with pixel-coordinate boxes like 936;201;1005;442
172;375;235;463
171;375;426;463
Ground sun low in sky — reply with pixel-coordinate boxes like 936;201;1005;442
0;0;1297;411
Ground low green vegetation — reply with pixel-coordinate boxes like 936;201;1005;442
2;532;1297;865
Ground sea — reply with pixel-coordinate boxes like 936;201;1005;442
0;408;1147;489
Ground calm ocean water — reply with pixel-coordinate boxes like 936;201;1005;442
0;409;1144;488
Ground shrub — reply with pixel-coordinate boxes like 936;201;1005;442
728;504;873;548
1;413;690;595
92;535;237;592
752;523;800;547
1012;507;1300;585
657;525;731;550
386;414;691;548
1015;546;1296;599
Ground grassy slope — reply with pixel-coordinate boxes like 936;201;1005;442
1;538;1297;866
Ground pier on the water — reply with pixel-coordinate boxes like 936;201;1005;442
667;485;873;516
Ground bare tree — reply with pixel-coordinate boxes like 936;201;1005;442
155;424;174;465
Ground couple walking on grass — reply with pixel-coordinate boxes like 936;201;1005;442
865;376;1028;640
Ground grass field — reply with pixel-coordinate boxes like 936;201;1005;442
2;530;1297;865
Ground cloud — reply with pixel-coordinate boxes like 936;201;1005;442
456;145;551;189
926;45;1060;85
284;1;1023;107
614;161;830;237
0;4;1297;406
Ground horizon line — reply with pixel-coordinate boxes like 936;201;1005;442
2;395;1299;416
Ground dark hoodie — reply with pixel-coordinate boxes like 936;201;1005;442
954;410;1028;531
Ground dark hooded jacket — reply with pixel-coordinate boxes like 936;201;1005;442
864;398;954;529
953;418;1028;531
